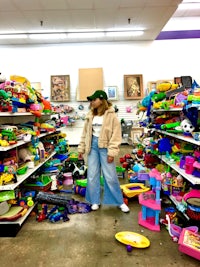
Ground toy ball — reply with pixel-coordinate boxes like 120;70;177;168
180;119;195;133
126;244;133;252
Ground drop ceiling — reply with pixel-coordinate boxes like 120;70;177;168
0;0;199;45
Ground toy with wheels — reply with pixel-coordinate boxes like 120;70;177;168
115;231;150;252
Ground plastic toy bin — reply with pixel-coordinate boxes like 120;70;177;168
22;175;52;191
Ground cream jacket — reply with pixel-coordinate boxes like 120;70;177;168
78;107;122;157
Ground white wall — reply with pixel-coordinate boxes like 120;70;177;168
0;39;199;144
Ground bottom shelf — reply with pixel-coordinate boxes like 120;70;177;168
169;195;190;221
0;204;36;237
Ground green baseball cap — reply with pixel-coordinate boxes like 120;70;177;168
87;90;108;101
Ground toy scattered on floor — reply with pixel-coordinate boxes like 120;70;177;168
178;229;200;261
120;183;150;198
36;192;92;216
166;214;199;242
115;231;150;252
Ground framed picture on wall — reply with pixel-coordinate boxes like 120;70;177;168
181;76;192;88
174;77;181;86
147;81;157;93
124;74;143;99
50;75;70;102
104;86;118;100
131;127;144;144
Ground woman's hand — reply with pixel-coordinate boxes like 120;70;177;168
78;153;84;160
107;156;114;163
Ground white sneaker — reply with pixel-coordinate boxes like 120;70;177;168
120;203;130;213
91;204;99;211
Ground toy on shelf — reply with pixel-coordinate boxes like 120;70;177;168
138;168;162;231
183;189;200;221
115;231;150;252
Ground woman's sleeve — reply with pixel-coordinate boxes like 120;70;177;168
107;115;122;157
77;120;87;154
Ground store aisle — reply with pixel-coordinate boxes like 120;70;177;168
0;145;199;267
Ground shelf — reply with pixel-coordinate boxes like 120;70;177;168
0;112;55;117
0;203;36;225
0;152;56;190
0;203;37;237
169;195;190;221
153;108;183;112
156;129;200;146
153;106;200;112
157;155;200;185
0;127;65;152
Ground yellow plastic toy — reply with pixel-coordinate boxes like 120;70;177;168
120;183;150;198
157;82;178;92
115;231;150;249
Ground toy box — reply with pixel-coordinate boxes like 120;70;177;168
178;229;200;261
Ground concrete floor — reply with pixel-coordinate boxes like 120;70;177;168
0;145;199;267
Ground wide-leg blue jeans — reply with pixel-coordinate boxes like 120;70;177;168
86;135;124;206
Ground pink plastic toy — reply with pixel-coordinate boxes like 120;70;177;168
178;229;200;261
185;156;195;174
138;168;162;231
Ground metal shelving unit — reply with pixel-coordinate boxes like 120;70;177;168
0;112;63;236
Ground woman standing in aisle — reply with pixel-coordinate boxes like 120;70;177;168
78;90;129;213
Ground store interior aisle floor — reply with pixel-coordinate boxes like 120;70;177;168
0;145;199;267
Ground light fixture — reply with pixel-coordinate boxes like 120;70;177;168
0;34;28;39
0;29;144;41
178;1;200;9
29;33;67;39
106;31;144;37
67;32;105;38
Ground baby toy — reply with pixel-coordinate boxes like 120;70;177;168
138;168;162;231
115;231;150;252
120;183;150;198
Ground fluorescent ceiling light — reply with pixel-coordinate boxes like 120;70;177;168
29;33;66;39
67;32;104;38
0;34;27;39
106;31;144;37
178;2;200;9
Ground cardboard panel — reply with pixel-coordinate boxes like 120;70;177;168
78;68;103;101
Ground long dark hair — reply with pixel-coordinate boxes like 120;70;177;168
91;99;112;116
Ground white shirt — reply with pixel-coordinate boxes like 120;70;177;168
92;115;104;137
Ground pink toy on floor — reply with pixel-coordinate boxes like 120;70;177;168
178;229;200;261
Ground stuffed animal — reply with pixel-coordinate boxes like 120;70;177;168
157;82;178;92
18;147;33;162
